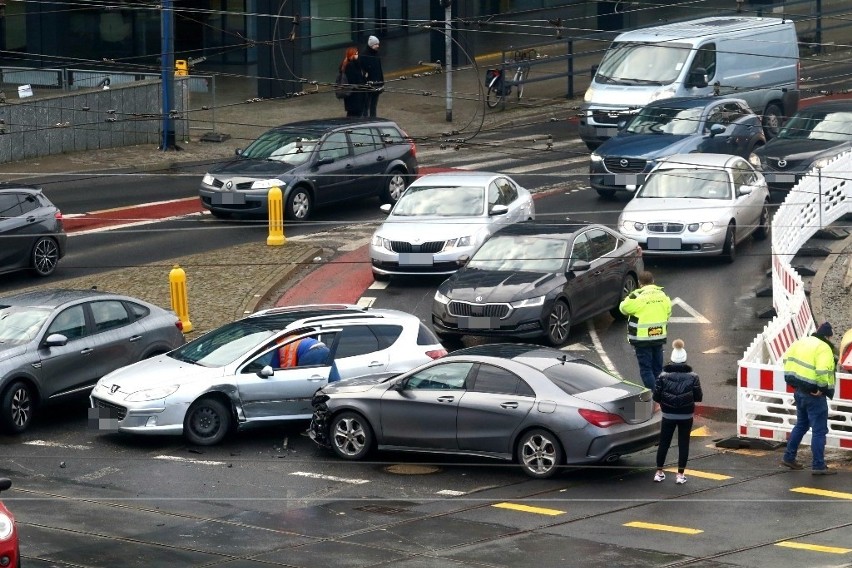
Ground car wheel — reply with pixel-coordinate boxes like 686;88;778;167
762;103;783;139
31;237;60;277
722;224;736;264
754;201;770;241
517;428;563;479
596;189;616;199
330;411;374;460
1;381;35;434
610;273;638;319
184;397;231;446
381;169;407;204
545;300;571;346
285;186;312;220
372;270;390;282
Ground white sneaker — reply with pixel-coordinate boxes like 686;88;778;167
653;471;666;482
676;474;687;485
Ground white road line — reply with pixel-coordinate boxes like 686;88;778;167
502;156;589;174
587;320;619;375
63;196;198;217
560;342;590;351
290;471;370;485
153;455;226;466
356;296;376;308
368;280;390;290
24;440;91;451
436;489;467;496
74;467;120;482
69;212;205;236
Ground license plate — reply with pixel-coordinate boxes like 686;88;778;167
212;192;245;205
767;173;796;183
87;407;119;431
399;253;433;266
459;316;494;329
600;127;618;136
615;174;640;186
647;237;681;250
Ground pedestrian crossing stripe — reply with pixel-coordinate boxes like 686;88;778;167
624;521;703;534
791;487;852;500
775;541;851;554
663;468;731;480
492;502;565;516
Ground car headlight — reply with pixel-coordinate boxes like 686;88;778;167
202;174;215;185
371;234;391;250
510;295;546;308
687;222;715;232
748;154;762;168
444;235;474;250
125;385;179;402
813;156;832;169
0;511;13;540
251;178;286;190
434;290;450;305
590;152;602;162
621;220;644;232
583;87;594;103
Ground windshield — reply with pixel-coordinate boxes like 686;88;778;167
0;306;51;346
241;130;320;164
638;168;731;199
169;321;277;367
596;42;691;86
392;185;485;217
626;106;703;135
468;235;568;272
777;110;852;142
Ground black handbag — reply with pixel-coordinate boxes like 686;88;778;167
334;71;352;99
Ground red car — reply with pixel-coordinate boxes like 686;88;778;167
0;478;19;568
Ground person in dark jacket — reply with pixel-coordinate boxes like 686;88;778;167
340;47;366;117
359;35;384;117
652;338;703;485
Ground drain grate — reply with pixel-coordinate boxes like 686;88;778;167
354;504;408;515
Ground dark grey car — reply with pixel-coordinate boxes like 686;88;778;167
310;343;661;479
0;289;185;433
0;184;67;277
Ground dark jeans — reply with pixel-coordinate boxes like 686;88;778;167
363;92;381;117
783;390;829;470
656;417;693;472
634;344;663;389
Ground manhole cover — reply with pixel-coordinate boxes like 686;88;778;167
354;504;408;514
384;464;441;475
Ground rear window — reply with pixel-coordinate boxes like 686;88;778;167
417;323;439;345
127;301;151;320
543;360;623;395
371;324;402;350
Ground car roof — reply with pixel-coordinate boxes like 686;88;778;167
0;289;130;308
452;343;575;360
0;183;43;195
492;221;595;239
267;118;401;135
792;100;852;113
655;153;742;169
644;96;749;110
247;304;418;330
408;171;508;187
615;16;784;44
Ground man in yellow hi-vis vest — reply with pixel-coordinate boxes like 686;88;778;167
619;271;672;390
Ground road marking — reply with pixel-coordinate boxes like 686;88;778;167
368;280;390;290
290;471;370;485
70;212;205;236
63;196;198;216
587;320;619;375
24;440;91;451
624;521;703;535
702;345;741;354
74;467;120;482
664;467;731;480
492;502;565;516
560;342;589;351
791;487;852;500
356;296;376;308
690;426;712;437
669;297;711;324
775;541;851;554
501;156;589;174
153;455;226;466
437;489;467;496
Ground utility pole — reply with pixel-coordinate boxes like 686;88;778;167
160;0;176;150
440;0;452;122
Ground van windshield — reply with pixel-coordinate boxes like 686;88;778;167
596;42;691;86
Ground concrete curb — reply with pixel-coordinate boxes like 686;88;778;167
809;232;852;325
241;245;324;316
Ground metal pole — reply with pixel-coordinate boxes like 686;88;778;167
445;3;452;122
815;0;823;55
818;167;823;228
160;0;175;150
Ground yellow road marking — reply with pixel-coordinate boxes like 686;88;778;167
776;541;851;554
791;487;852;500
624;521;702;535
663;468;732;481
492;502;565;516
690;426;711;437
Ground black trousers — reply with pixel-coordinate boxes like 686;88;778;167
656;417;693;471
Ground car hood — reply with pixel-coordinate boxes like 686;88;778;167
598;134;692;159
755;139;852;162
377;216;486;240
443;268;561;302
623;197;729;216
97;355;224;391
0;344;28;365
208;158;298;179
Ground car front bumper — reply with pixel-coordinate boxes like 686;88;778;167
370;244;477;276
431;301;548;339
199;185;272;215
89;394;186;436
620;227;727;256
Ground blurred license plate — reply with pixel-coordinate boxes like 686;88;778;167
600;127;618;136
212;192;245;205
88;407;119;431
615;174;640;186
768;173;796;183
399;253;433;266
459;316;494;329
647;237;681;250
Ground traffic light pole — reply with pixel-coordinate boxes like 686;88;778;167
442;0;452;122
160;0;176;150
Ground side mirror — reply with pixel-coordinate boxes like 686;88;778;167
235;148;243;156
617;119;628;130
708;123;726;137
389;378;406;391
44;333;68;347
591;64;599;79
569;260;591;273
379;203;392;214
457;255;471;267
315;156;334;166
257;365;274;378
687;67;707;89
738;185;753;196
489;204;509;216
0;478;10;492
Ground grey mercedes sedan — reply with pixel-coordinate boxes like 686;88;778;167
310;343;660;478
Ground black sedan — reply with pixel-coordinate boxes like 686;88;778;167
749;100;852;192
310;343;660;479
432;222;644;346
0;184;67;277
590;97;766;198
199;118;418;220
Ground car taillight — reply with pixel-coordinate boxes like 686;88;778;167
426;348;447;359
400;128;416;158
55;210;64;227
175;320;184;332
579;408;625;428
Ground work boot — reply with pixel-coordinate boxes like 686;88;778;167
812;467;837;475
780;459;804;470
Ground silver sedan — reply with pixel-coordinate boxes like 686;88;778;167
310;343;660;479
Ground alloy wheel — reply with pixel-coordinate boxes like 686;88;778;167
33;238;59;276
333;416;367;457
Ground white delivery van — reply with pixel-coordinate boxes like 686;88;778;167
579;16;800;150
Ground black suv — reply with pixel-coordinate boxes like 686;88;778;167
200;118;419;220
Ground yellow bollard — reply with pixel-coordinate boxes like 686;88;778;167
267;186;286;246
168;264;193;333
174;60;189;76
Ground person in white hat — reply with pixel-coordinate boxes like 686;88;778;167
652;338;703;485
360;35;384;117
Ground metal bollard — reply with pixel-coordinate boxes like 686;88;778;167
168;264;193;333
267;186;286;246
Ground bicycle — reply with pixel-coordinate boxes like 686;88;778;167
485;48;537;109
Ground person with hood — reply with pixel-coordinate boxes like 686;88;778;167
360;35;384;117
340;47;366;117
781;322;837;475
652;339;703;485
619;270;672;389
